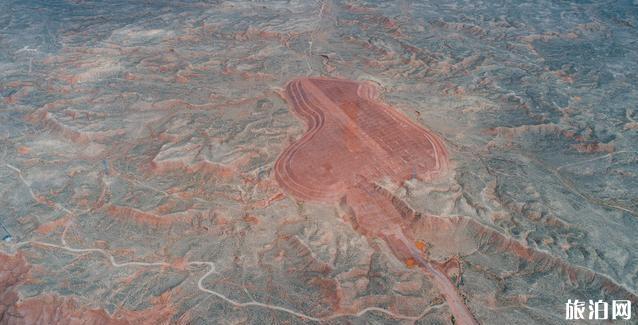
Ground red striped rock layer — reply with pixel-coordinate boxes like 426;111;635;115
275;77;448;202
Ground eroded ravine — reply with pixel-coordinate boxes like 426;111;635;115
275;77;477;324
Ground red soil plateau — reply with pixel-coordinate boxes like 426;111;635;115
275;77;477;324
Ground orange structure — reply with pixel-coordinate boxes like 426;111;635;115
415;240;427;253
405;258;416;268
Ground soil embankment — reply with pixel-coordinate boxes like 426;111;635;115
275;77;477;324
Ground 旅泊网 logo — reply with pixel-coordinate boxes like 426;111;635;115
565;299;631;321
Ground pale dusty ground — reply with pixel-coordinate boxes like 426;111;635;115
1;0;637;324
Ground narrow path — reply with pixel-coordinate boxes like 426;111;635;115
392;233;478;325
13;239;440;323
3;158;442;322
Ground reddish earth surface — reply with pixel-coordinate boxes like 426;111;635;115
275;77;447;202
275;77;477;324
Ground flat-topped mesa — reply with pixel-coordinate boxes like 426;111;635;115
274;77;448;203
275;77;476;324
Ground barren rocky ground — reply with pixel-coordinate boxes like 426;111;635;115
1;0;637;324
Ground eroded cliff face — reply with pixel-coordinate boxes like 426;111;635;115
1;0;637;323
0;252;29;323
1;252;120;325
0;252;180;325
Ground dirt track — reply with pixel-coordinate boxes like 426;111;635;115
275;77;477;324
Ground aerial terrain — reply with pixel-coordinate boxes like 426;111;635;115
1;0;637;324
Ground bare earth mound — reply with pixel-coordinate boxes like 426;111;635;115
275;77;477;324
275;77;447;202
